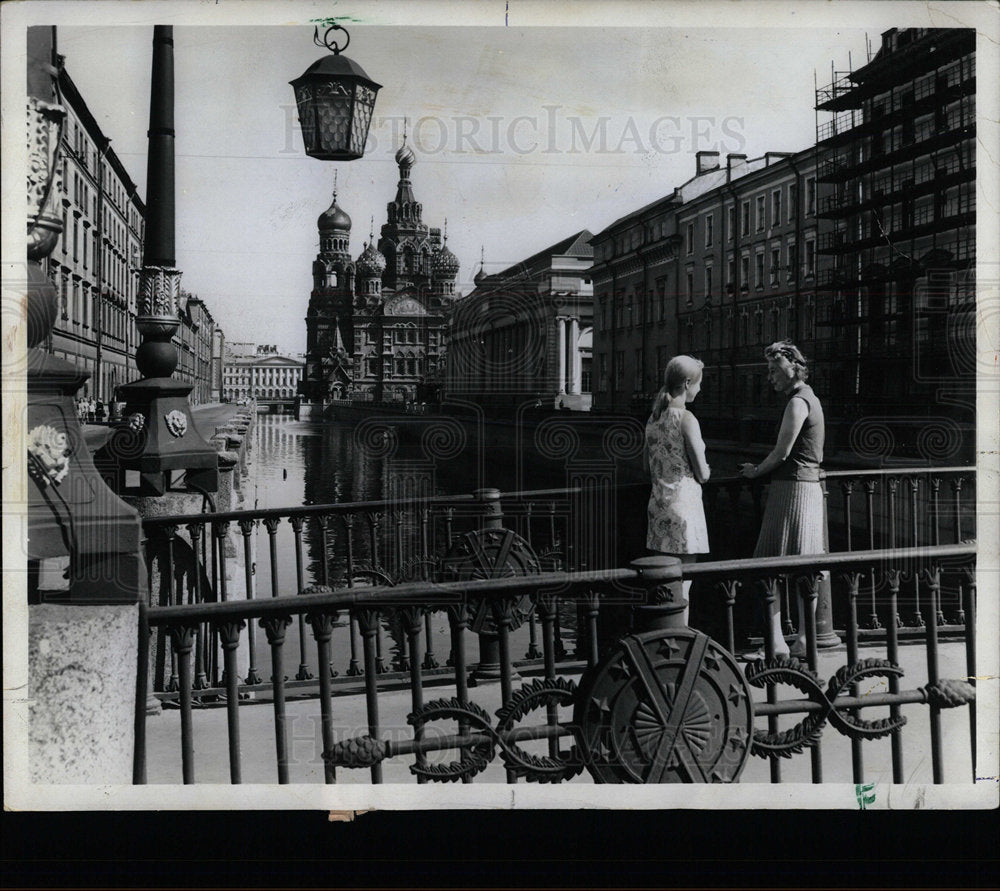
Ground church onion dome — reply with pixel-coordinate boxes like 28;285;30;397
395;141;416;168
357;241;386;276
473;267;487;285
432;244;460;277
318;197;351;232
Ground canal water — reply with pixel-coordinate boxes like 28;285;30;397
248;412;612;678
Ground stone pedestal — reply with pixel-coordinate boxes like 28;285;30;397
29;604;139;783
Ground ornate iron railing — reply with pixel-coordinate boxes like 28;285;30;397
139;467;976;703
134;541;976;785
140;487;578;698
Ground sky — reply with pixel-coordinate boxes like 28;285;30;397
46;7;879;353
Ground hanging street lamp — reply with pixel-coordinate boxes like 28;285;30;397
290;22;381;161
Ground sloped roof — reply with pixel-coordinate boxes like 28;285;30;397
490;229;594;281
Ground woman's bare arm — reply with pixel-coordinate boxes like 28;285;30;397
740;397;808;478
682;411;711;484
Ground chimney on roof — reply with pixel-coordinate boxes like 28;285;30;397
696;151;721;175
765;152;793;167
726;153;748;182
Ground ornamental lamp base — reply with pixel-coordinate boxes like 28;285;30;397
100;377;218;497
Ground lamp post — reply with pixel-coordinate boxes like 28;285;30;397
109;25;218;496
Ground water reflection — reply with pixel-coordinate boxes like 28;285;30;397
250;414;578;675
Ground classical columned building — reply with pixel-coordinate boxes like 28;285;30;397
299;140;458;411
40;64;144;406
446;230;594;412
223;344;304;409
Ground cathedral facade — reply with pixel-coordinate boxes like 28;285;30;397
300;141;459;408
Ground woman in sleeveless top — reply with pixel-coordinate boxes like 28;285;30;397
739;341;826;659
644;356;711;622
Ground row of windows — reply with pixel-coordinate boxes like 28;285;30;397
361;357;437;378
595;302;820;392
597;240;818;331
684;177;817;255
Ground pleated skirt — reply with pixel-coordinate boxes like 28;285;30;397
753;479;827;558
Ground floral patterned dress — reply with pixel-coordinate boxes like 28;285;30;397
645;407;710;554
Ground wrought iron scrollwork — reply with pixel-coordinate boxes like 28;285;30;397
494;678;583;783
406;698;497;782
745;656;908;758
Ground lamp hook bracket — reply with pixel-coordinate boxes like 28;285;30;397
312;21;350;54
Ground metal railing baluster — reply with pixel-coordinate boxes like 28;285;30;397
886;568;904;783
260;615;292;783
923;565;944;783
422;608;439;670
356;608;383;783
187;524;210;693
217;619;245;783
164;527;180;693
583;588;601;668
306;608;338;784
290;517;313;681
845;571;864;784
909;479;925;627
402;607;427;783
447;601;472;783
553;596;567;661
951;477;963;543
962;565;976;781
864;480;881;629
133;601;150;785
537;593;560;760
168;622;198;784
762;577;781;784
842;481;854;551
493;597;517;784
315;515;331;587
801;573;823;783
237;519;261;685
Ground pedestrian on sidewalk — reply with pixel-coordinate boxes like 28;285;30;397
643;355;711;623
739;340;827;659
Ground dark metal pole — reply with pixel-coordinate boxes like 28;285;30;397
144;26;175;270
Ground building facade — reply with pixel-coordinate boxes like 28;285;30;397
223;344;304;408
814;27;975;459
446;231;595;412
38;63;221;411
299;141;459;408
41;65;144;406
590;28;975;461
174;292;217;406
590;148;823;434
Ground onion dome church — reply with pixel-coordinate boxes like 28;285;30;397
300;138;460;406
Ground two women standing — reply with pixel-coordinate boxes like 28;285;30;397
644;342;826;656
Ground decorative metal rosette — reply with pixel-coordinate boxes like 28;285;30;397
127;412;146;432
440;528;540;635
574;628;754;783
27;424;71;487
164;409;188;438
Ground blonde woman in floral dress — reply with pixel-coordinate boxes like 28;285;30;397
644;355;711;622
